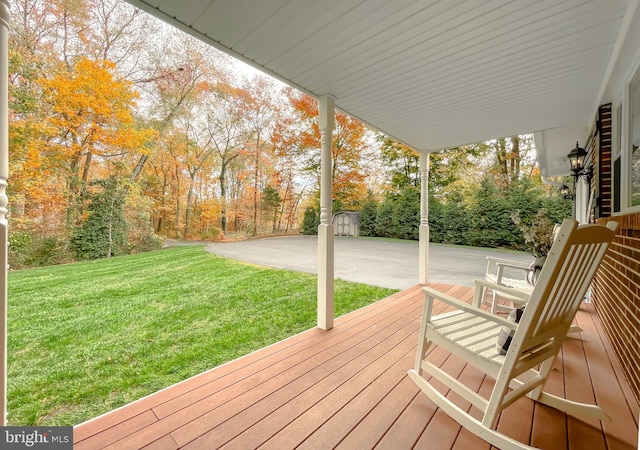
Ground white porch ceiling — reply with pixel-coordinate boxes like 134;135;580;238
125;0;631;175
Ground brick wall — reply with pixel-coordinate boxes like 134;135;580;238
593;213;640;403
590;103;640;403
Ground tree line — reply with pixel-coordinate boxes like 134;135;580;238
7;0;570;269
303;135;571;255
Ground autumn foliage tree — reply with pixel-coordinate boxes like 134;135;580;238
204;83;248;234
10;0;362;261
8;0;163;265
38;59;155;226
284;88;369;212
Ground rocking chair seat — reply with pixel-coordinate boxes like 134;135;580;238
428;308;507;366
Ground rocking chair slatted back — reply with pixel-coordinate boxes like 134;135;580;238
514;220;617;353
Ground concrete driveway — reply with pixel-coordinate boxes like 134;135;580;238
204;236;534;290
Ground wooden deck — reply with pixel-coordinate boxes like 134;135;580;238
74;283;639;449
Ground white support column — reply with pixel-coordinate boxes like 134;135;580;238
0;0;9;426
317;95;335;330
418;152;429;284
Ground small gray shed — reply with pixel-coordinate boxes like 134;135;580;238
333;211;361;236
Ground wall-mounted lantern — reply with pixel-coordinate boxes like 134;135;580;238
567;142;592;181
560;183;572;201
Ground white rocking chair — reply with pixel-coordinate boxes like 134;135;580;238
483;255;535;312
483;224;562;314
408;219;618;450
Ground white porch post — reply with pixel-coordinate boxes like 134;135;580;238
0;0;9;426
317;95;335;330
418;152;429;284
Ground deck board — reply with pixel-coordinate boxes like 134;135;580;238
74;283;639;450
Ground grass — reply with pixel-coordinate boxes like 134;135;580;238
7;246;397;426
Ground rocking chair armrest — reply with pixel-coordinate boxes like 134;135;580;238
474;278;531;302
486;256;532;269
487;256;530;267
421;286;517;330
493;262;534;274
492;263;535;289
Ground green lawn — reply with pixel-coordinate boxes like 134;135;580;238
7;246;397;426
